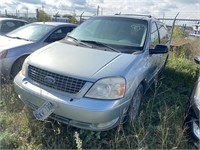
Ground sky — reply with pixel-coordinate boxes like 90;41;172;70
0;0;200;20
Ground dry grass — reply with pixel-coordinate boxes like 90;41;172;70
0;40;200;149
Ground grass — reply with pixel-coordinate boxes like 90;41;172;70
0;49;199;149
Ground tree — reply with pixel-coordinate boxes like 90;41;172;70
62;13;78;24
70;13;78;24
172;25;187;42
36;9;51;22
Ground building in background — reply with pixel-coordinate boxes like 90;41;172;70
52;17;69;23
190;22;200;37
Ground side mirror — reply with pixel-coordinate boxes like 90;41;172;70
149;44;168;54
194;56;200;65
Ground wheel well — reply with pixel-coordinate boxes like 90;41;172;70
10;55;29;77
141;79;147;93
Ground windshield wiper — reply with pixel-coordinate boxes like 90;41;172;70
67;36;93;48
4;35;12;38
7;36;30;41
81;40;121;53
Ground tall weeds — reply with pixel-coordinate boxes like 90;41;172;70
0;46;199;149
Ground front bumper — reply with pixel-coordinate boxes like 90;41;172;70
192;119;200;140
14;73;131;131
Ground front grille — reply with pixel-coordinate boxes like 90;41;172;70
28;65;86;94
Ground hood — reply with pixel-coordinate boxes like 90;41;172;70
0;35;32;51
29;42;138;81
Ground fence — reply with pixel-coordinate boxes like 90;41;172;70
0;10;199;30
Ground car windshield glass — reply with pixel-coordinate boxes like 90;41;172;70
6;24;54;42
68;17;148;53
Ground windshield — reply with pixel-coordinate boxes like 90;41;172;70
68;16;148;53
6;24;54;42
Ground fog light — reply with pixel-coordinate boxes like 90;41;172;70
94;118;119;129
193;120;200;139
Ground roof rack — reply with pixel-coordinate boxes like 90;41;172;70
115;13;152;18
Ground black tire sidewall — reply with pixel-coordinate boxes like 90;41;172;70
127;84;144;124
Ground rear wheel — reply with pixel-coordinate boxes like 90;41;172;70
10;56;27;79
127;84;144;124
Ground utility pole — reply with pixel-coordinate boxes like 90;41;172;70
26;7;28;19
5;9;7;17
42;3;44;11
36;9;39;21
97;5;100;16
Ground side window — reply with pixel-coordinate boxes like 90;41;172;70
1;20;26;34
14;21;27;29
150;22;159;49
157;23;169;44
1;21;15;33
45;26;75;43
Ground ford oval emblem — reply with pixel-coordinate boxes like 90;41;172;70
44;76;56;84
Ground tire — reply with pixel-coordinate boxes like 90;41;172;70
184;105;200;148
127;84;144;124
10;56;27;79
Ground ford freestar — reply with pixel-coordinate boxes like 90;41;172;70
14;15;170;131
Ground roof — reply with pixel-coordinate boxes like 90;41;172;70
0;17;28;23
93;14;157;22
31;22;77;26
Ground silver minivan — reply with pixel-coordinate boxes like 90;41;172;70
14;15;170;131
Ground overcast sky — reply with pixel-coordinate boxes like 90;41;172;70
0;0;200;19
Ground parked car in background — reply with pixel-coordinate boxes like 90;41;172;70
0;22;77;80
0;18;28;35
184;56;200;148
14;15;171;131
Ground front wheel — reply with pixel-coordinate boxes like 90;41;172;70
127;84;144;123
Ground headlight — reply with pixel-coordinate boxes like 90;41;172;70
0;50;7;59
85;77;126;99
21;57;29;76
194;82;200;110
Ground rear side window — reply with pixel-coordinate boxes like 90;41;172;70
157;23;169;44
1;20;27;34
150;22;159;49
